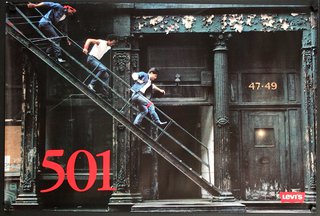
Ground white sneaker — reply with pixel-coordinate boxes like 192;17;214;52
88;84;96;92
57;57;66;63
156;121;167;125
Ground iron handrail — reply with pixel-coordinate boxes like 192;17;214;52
27;5;211;154
7;3;213;182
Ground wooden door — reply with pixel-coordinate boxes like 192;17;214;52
228;32;304;200
242;111;286;200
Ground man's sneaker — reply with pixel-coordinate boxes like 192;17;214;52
88;84;96;92
156;121;167;126
57;57;66;63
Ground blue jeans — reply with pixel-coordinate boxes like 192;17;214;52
132;92;161;126
87;55;109;94
39;21;61;58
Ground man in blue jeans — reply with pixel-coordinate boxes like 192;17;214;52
27;2;76;63
131;68;167;126
82;35;118;96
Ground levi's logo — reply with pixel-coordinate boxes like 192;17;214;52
279;192;305;203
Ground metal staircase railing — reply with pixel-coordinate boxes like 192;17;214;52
6;3;224;197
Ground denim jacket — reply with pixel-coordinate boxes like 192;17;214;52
39;2;67;25
39;2;68;35
131;72;150;93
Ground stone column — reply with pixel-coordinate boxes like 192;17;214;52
108;36;142;211
213;34;234;201
149;126;160;199
13;54;41;208
301;24;317;202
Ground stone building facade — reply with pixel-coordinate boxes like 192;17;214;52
4;0;317;212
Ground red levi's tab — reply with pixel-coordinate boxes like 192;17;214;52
279;192;305;203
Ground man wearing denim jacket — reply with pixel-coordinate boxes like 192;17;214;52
131;67;167;126
27;2;76;63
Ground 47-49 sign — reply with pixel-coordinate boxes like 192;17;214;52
41;150;116;193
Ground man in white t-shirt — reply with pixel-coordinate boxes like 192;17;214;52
82;34;118;96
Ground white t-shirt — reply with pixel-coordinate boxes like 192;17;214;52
59;14;66;22
139;80;152;94
89;39;111;60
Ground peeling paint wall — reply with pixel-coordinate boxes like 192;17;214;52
133;13;312;34
245;180;282;200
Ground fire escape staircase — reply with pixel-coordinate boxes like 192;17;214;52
6;3;232;200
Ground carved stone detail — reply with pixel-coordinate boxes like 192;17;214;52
132;13;311;33
116;168;128;192
113;52;130;74
215;34;232;47
22;170;33;192
131;53;139;71
216;116;230;127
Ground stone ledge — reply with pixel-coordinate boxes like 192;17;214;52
131;199;246;213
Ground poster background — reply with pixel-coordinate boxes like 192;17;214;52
2;0;320;215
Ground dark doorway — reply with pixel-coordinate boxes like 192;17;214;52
158;106;202;199
139;106;203;199
138;34;212;199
